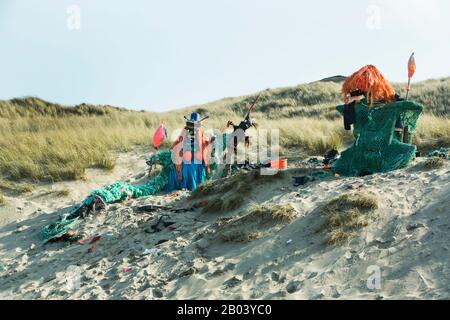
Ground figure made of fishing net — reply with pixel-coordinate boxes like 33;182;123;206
225;95;260;171
333;65;423;176
168;112;212;191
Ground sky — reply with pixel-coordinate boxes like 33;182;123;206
1;0;449;111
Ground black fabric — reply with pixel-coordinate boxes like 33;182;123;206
343;101;356;130
323;149;339;165
233;114;253;132
394;93;405;101
350;90;364;97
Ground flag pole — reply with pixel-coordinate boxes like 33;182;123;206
406;52;416;101
406;77;411;100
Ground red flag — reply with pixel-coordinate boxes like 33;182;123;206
408;53;416;79
152;122;167;150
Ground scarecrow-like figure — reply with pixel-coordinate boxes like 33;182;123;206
225;95;259;172
168;112;212;191
333;65;423;176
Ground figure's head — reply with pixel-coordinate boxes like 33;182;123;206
190;112;201;122
343;65;395;106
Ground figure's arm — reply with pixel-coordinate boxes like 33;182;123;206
389;100;423;113
171;133;184;149
384;100;423;131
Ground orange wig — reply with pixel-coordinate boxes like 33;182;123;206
343;65;395;106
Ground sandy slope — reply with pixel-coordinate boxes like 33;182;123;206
0;149;449;300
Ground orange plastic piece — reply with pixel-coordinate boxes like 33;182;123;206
270;159;288;170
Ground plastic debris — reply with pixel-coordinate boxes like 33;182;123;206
123;266;132;273
89;235;101;244
143;248;162;256
286;239;293;245
78;238;91;245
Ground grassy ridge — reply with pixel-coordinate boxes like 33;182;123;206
0;77;449;188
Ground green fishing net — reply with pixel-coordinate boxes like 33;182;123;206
427;147;449;159
40;150;174;242
333;99;423;176
41;137;230;243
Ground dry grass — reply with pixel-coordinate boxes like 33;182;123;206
193;170;286;213
0;194;5;206
54;188;70;197
216;203;297;242
0;77;449;186
422;157;446;170
322;192;379;245
414;115;450;152
0;179;34;194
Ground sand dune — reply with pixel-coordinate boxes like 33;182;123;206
0;149;449;300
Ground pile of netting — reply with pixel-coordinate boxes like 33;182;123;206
332;99;423;176
427;147;449;159
40;150;174;243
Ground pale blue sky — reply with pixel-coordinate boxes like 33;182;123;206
1;0;449;111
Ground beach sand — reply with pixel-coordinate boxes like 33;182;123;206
1;149;449;300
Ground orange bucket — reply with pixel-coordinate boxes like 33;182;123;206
270;159;288;170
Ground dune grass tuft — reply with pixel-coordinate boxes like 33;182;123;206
322;192;378;245
55;188;70;197
216;203;297;242
193;170;287;213
422;157;446;170
0;179;34;194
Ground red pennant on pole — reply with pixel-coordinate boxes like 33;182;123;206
408;52;416;79
406;52;416;100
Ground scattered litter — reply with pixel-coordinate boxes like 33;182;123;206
344;251;352;259
406;223;425;231
168;226;177;231
89;235;102;244
286;280;302;294
13;226;26;234
292;175;316;187
150;215;175;232
123;266;132;273
78;235;102;245
286;239;293;245
156;239;169;246
78;238;91;245
143;248;162;256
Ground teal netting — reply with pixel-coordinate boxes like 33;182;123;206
427;148;449;159
40;150;174;242
333;99;423;176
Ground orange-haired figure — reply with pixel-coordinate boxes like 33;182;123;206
343;65;395;106
332;65;423;177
